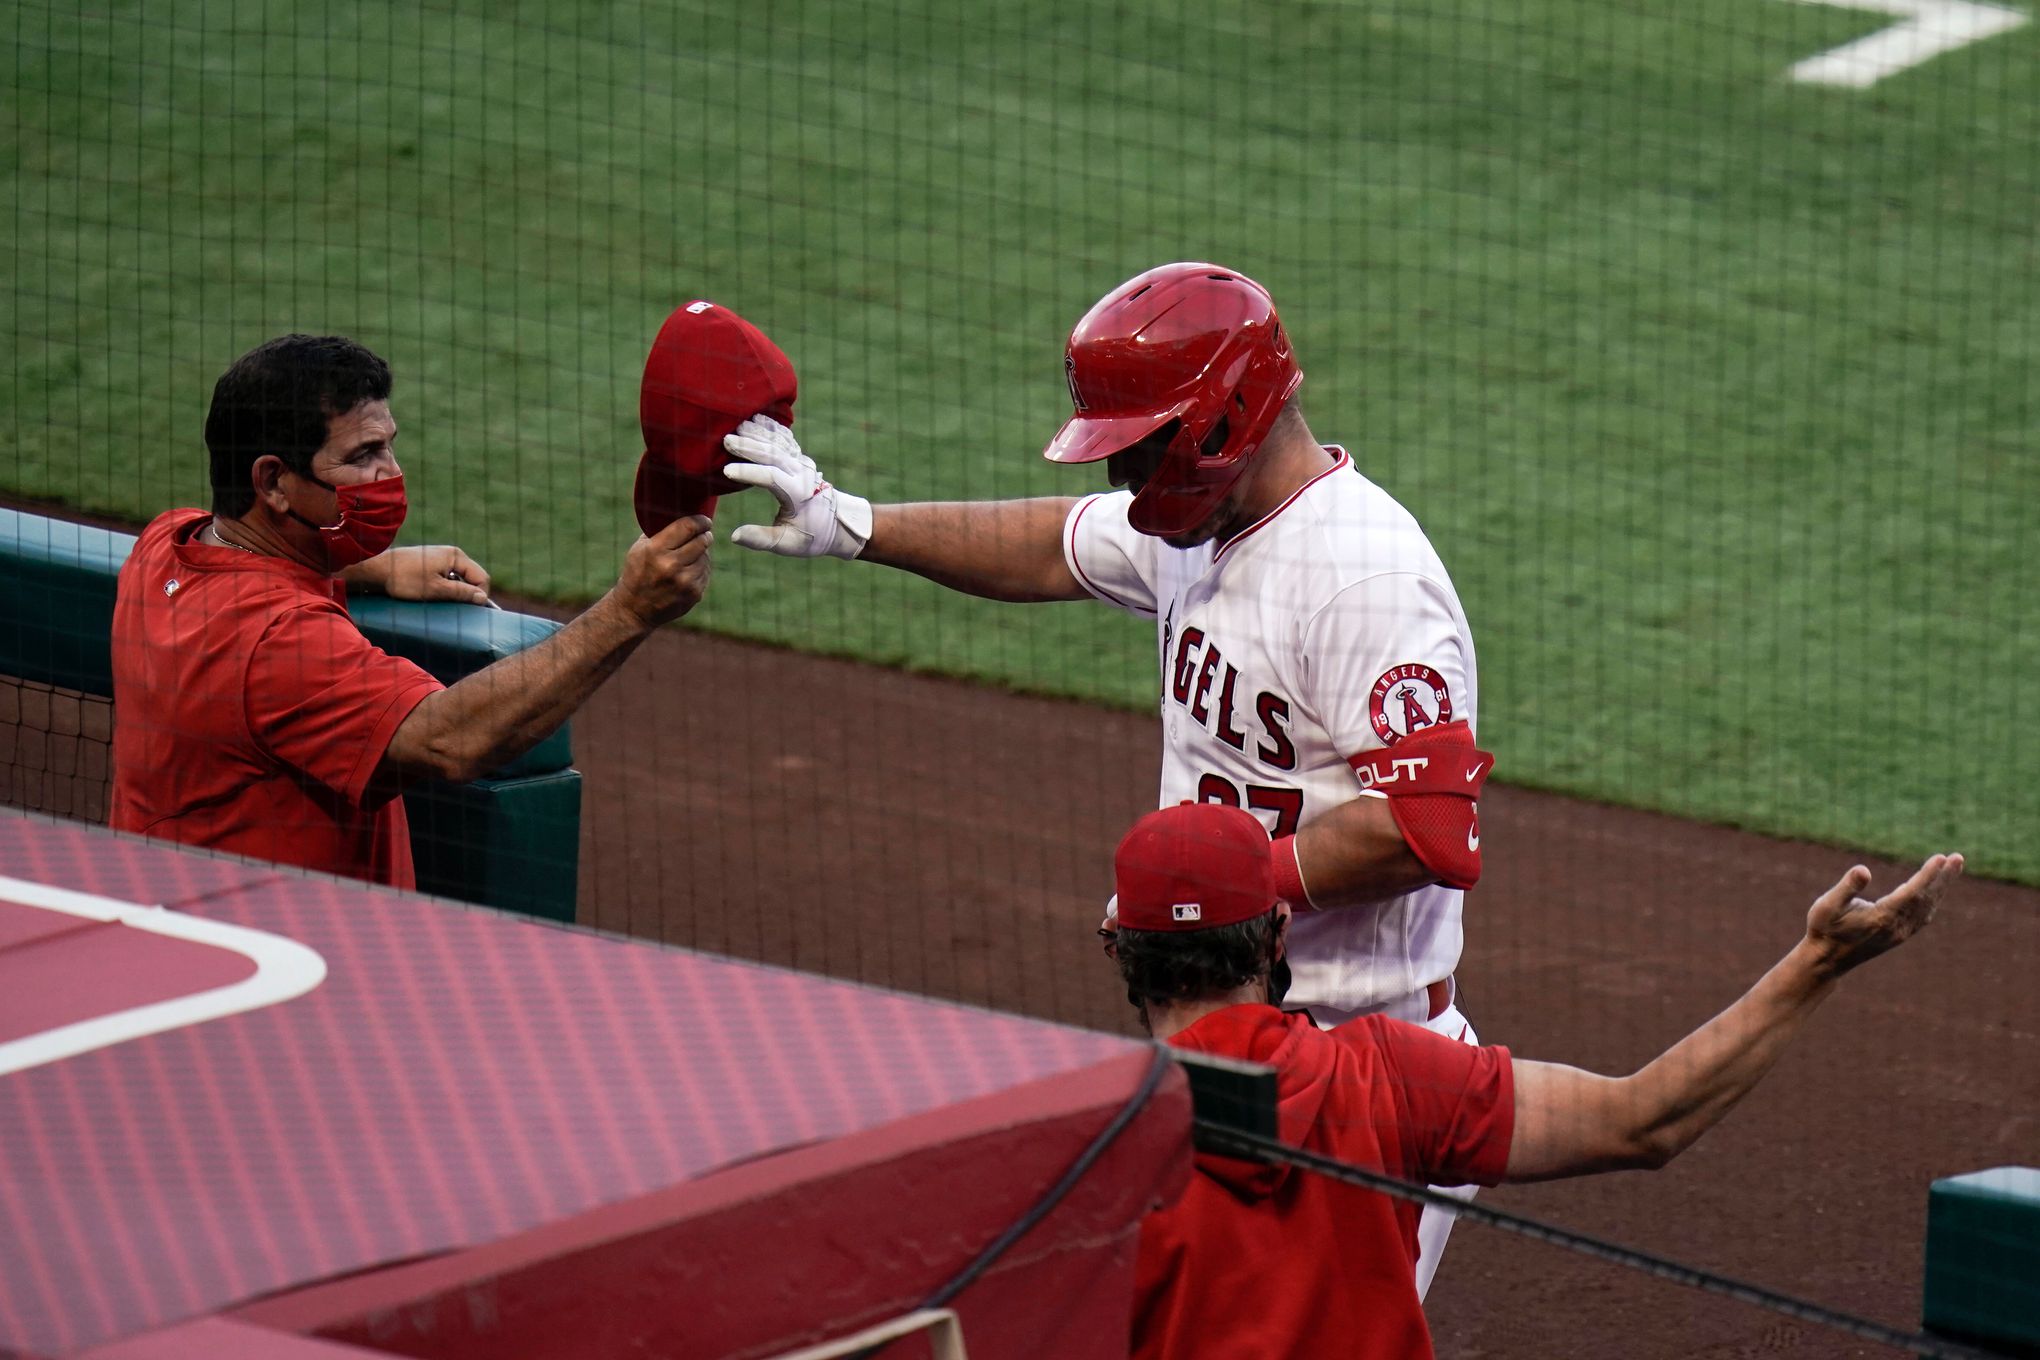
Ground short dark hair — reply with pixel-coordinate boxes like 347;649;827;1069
205;334;392;517
1115;911;1281;1014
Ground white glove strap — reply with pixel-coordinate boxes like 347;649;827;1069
829;491;872;561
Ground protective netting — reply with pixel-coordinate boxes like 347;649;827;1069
0;677;111;825
4;1;2037;1356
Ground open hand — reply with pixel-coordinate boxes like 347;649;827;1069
1804;853;1964;977
722;415;872;560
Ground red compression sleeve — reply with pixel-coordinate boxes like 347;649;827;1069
1346;721;1493;890
1271;834;1313;911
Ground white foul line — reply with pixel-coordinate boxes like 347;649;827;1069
1782;0;2027;88
0;874;327;1077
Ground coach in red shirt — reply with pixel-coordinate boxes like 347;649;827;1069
110;334;713;888
1106;803;1961;1360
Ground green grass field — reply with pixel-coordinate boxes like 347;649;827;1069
6;0;2037;881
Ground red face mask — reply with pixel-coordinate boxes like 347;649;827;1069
290;473;408;570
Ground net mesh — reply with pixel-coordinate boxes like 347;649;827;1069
0;677;111;825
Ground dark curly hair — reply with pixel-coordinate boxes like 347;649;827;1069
205;334;392;517
1115;910;1283;1017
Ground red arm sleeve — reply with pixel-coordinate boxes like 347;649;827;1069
1357;1015;1516;1187
244;603;444;807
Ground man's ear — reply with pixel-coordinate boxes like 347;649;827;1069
1266;904;1293;1008
249;454;292;513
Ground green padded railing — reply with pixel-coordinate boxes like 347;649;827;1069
0;509;127;699
0;507;580;921
1923;1167;2040;1352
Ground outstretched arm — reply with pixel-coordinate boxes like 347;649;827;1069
1503;854;1964;1182
377;516;712;788
721;416;1087;602
863;499;1086;601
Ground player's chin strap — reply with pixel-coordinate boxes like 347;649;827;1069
1347;721;1493;891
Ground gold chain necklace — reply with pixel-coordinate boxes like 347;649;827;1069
204;521;261;555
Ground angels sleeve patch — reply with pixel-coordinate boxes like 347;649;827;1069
1369;663;1453;745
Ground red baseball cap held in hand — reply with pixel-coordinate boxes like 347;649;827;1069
634;299;798;535
1114;803;1277;931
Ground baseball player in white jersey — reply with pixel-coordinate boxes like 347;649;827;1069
720;262;1494;1297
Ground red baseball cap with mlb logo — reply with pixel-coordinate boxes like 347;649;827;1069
634;299;799;535
1114;803;1277;931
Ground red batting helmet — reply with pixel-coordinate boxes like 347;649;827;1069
633;300;798;535
1043;262;1303;537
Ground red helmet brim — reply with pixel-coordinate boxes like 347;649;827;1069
1041;401;1188;465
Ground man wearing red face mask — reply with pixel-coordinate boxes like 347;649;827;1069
110;333;713;888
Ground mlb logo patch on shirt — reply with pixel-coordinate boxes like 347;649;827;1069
1172;902;1202;922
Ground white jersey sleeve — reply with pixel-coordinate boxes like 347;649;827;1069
1300;571;1474;765
1062;492;1161;618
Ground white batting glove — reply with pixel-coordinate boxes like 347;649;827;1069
722;415;872;561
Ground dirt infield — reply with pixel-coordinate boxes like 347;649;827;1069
576;624;2039;1360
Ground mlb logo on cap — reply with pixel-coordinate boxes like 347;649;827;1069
1113;803;1276;933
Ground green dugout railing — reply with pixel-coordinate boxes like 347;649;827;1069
0;507;579;921
1923;1167;2040;1355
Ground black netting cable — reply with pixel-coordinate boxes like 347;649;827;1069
926;1047;1175;1308
860;1046;1175;1358
1198;1122;2008;1360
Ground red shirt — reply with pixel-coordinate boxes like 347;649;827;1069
1134;1006;1515;1360
109;509;444;887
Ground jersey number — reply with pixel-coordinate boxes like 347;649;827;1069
1195;773;1303;837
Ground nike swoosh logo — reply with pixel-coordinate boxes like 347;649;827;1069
1465;764;1485;783
1466;825;1480;851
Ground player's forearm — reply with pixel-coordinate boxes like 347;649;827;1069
862;498;1088;602
1504;946;1835;1181
1614;940;1839;1167
382;594;648;786
1289;795;1436;908
1509;858;1955;1182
